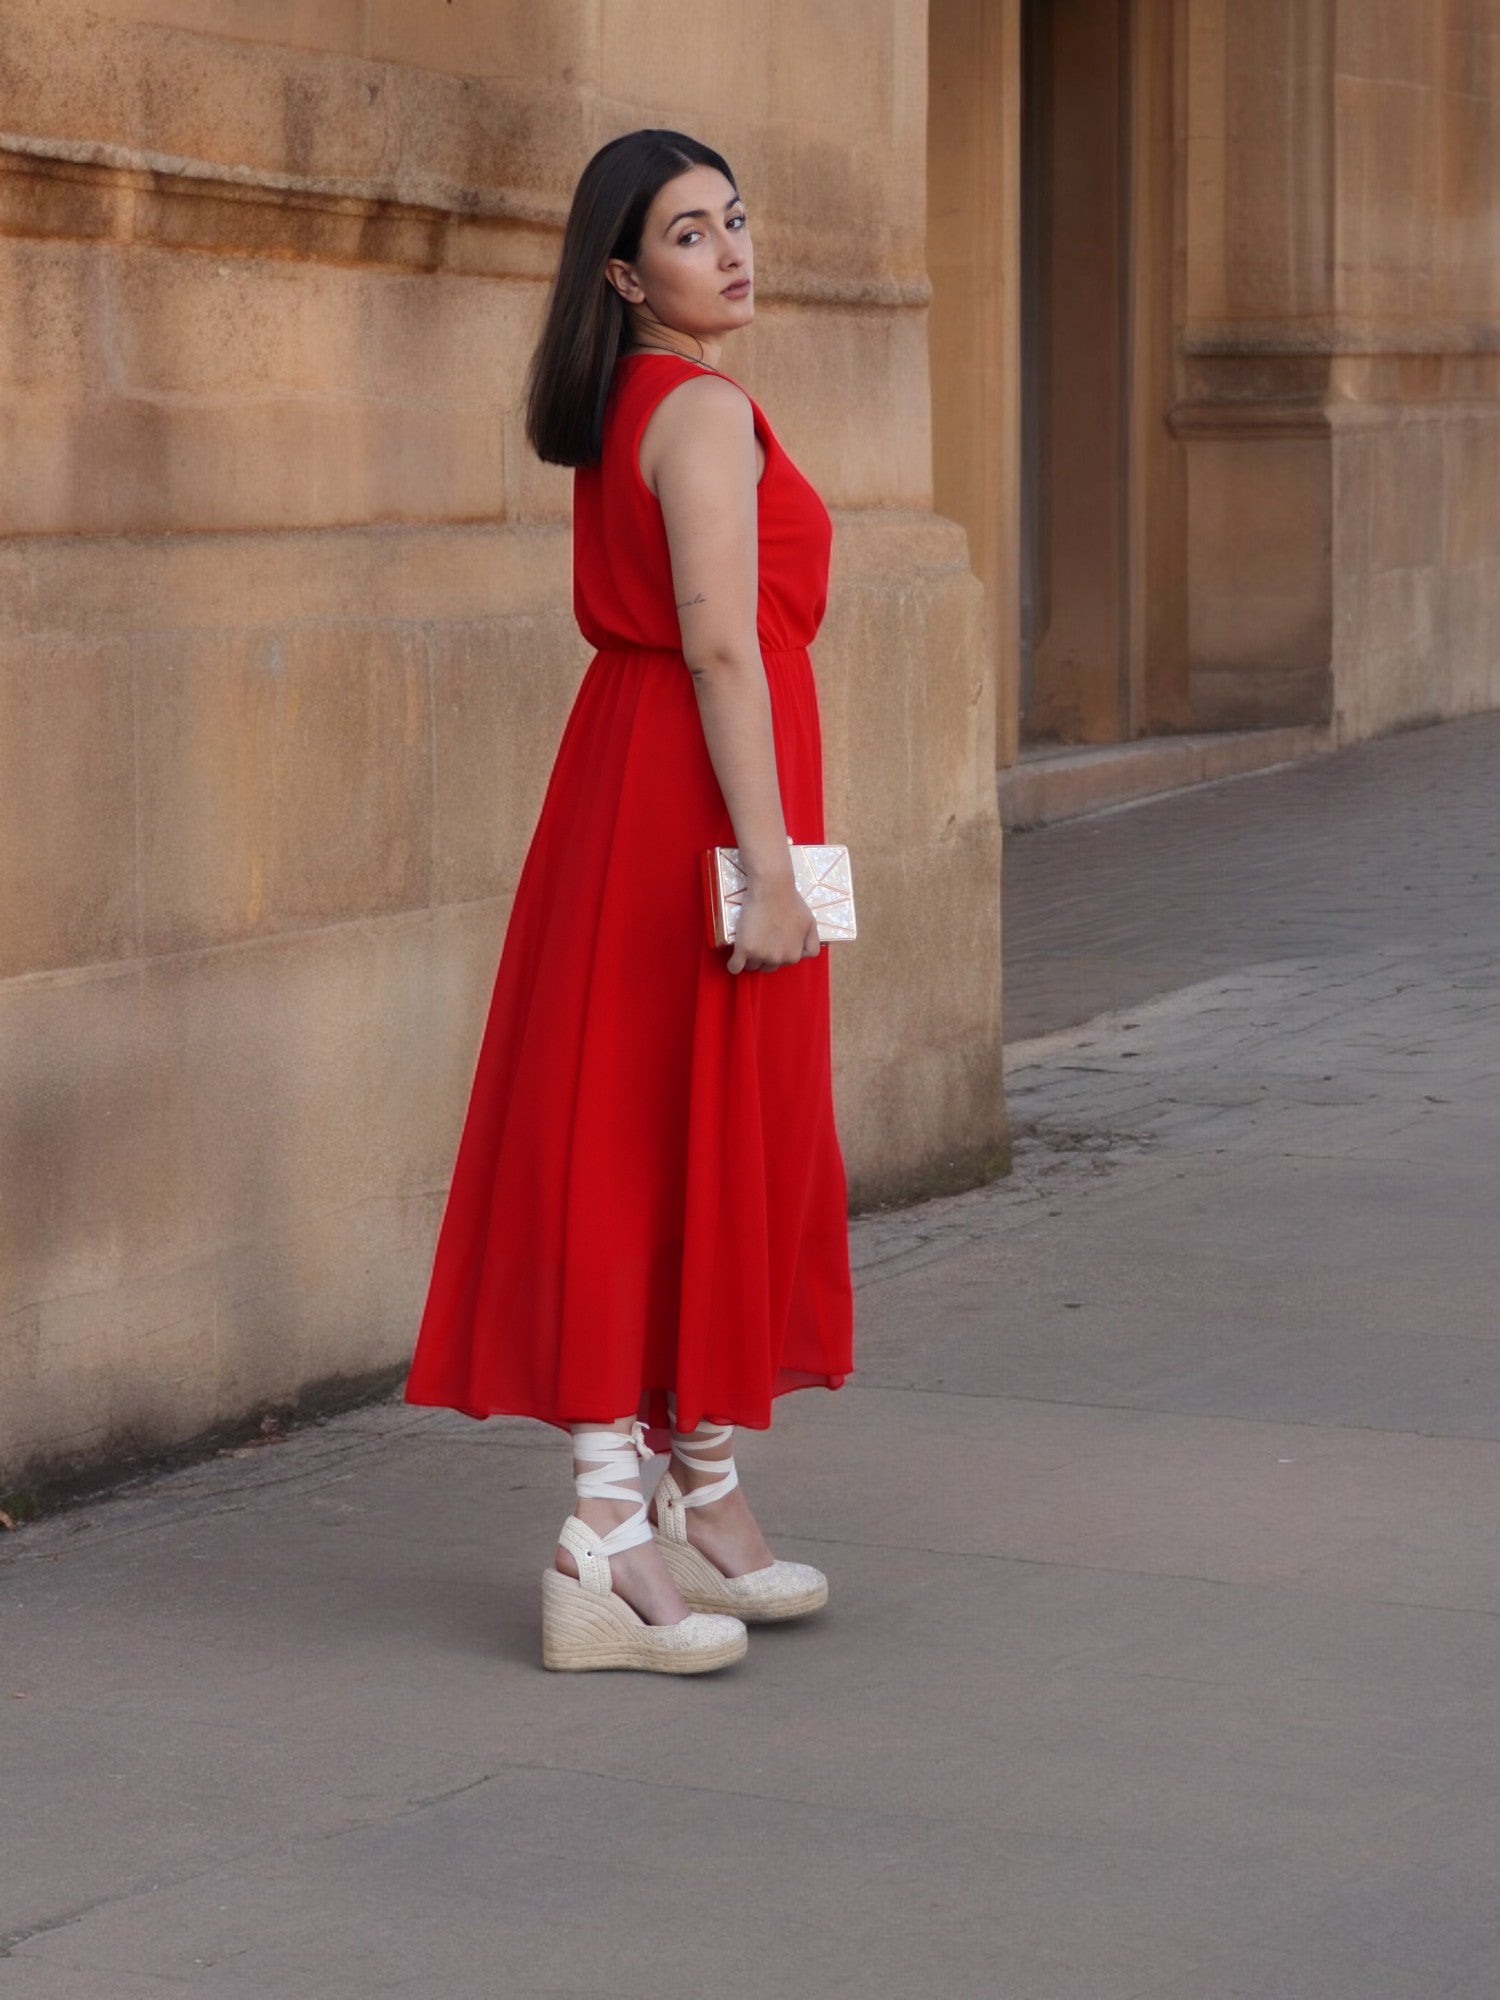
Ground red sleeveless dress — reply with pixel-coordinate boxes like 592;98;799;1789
403;351;854;1446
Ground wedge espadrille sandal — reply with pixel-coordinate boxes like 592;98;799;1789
542;1422;748;1674
651;1419;829;1624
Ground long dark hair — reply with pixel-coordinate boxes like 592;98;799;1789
524;129;738;468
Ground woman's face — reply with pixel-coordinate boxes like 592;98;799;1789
606;164;754;343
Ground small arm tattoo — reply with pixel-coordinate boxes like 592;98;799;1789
676;591;707;610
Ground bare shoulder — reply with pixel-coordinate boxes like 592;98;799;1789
650;371;753;433
638;373;756;493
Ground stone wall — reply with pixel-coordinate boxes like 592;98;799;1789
0;1;1005;1494
1326;0;1500;738
1173;0;1500;741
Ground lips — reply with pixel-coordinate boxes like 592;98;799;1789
722;278;752;298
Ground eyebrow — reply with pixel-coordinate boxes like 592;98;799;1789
663;194;744;234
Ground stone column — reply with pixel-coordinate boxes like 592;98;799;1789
1170;0;1500;741
1171;0;1339;731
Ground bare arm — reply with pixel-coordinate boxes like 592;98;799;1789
644;375;819;975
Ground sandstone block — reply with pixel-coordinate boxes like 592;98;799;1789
430;610;589;906
601;0;776;128
0;524;573;640
1186;436;1333;704
0;903;501;1481
0;636;138;978
367;0;599;85
81;0;367;58
137;622;433;954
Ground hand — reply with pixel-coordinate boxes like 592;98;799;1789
727;873;822;975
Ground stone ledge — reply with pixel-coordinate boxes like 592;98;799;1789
998;727;1333;831
0;508;967;634
1169;401;1331;440
0;134;932;305
0;125;568;224
0;521;575;632
1184;318;1500;357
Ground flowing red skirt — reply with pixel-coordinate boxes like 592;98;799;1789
403;642;854;1453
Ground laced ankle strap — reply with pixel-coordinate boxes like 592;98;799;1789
667;1417;739;1510
570;1420;656;1558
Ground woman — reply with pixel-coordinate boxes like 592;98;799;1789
404;129;854;1674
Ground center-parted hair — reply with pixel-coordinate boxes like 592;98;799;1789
524;128;739;469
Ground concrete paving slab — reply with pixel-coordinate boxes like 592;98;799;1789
856;1276;1500;1437
10;1382;1500;1995
11;1765;1208;2000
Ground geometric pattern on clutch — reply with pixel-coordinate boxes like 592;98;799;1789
702;840;857;950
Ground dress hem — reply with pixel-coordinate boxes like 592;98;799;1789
401;1366;851;1448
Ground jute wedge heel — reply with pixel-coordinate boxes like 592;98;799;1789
541;1556;747;1673
541;1422;748;1675
652;1420;829;1624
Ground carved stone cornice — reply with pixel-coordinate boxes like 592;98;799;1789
1167;401;1330;440
0;132;931;308
1170;331;1500;437
1184;318;1500;358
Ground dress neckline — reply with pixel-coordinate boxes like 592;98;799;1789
620;350;728;379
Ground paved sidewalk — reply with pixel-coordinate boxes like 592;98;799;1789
1003;712;1500;1042
5;716;1500;1999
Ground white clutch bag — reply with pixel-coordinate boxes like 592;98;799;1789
702;837;857;950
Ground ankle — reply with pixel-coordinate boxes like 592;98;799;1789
671;1446;718;1474
574;1495;643;1536
671;1466;729;1501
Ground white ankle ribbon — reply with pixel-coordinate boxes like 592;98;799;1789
571;1420;656;1556
667;1418;740;1510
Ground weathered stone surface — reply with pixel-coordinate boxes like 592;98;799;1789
429;610;590;906
1176;0;1500;738
84;0;368;57
1185;434;1334;728
0;635;139;978
366;0;599;84
135;622;435;953
0;521;575;637
0;902;500;1482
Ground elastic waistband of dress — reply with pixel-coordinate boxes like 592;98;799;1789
591;641;809;659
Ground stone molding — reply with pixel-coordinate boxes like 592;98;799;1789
1171;333;1500;438
0;508;960;637
1171;400;1500;440
0;124;569;224
1184;319;1500;357
0;132;933;307
1168;402;1331;441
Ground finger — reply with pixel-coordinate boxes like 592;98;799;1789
727;941;746;974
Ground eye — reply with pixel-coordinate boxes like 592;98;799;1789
728;212;747;230
677;228;703;247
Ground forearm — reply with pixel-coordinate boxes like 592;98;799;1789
687;652;795;885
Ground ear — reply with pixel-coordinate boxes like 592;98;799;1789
603;256;645;305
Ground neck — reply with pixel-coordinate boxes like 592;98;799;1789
627;326;725;370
